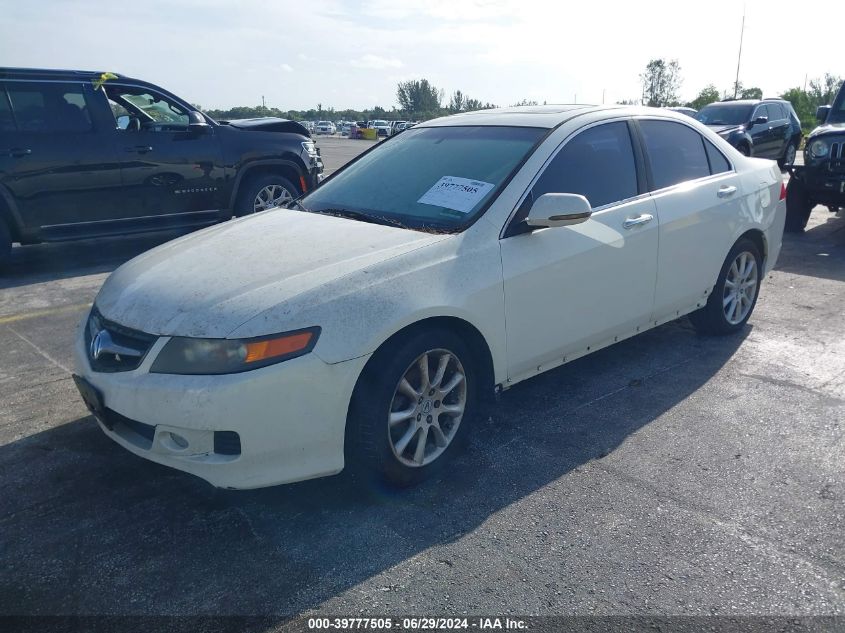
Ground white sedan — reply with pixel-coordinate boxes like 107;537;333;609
73;106;785;489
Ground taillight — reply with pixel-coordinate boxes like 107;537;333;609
780;182;786;201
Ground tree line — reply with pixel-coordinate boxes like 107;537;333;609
200;64;842;134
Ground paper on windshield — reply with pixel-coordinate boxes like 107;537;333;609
417;176;495;214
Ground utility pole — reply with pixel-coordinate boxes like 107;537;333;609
262;95;266;109
602;88;606;104
733;5;745;99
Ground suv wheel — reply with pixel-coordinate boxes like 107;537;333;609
235;174;299;217
784;177;813;233
0;220;11;270
346;327;479;487
690;238;762;335
778;141;797;170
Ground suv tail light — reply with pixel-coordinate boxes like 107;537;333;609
780;182;786;201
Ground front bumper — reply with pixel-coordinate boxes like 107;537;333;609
74;326;369;489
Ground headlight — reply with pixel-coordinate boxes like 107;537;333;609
150;327;320;375
809;139;830;158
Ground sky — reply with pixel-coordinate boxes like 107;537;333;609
2;0;843;112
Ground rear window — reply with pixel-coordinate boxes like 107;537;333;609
5;81;93;133
640;120;711;190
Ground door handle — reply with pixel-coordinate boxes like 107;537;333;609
717;185;738;198
125;145;153;154
1;148;32;158
622;213;654;229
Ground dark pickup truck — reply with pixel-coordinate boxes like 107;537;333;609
0;68;323;267
785;81;845;232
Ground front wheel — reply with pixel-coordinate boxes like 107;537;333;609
784;177;813;233
346;328;479;487
778;141;797;170
690;238;762;335
234;174;299;217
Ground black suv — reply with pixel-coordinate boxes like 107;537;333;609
784;81;845;232
694;98;802;168
0;68;323;267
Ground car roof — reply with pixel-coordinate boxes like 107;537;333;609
418;104;699;129
0;67;177;97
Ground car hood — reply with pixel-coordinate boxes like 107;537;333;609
808;121;845;139
222;117;309;135
707;124;744;135
95;211;448;338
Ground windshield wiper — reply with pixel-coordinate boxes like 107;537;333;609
312;207;409;229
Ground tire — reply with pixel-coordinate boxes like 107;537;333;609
778;141;797;170
690;238;763;335
784;177;813;233
345;327;479;487
0;220;11;271
737;143;751;157
234;173;299;217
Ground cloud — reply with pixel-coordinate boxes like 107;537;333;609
350;54;403;69
280;63;293;72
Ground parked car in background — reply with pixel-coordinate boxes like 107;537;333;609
315;120;336;135
73;106;784;490
784;80;845;232
667;106;697;117
0;67;322;268
340;122;352;136
695;98;802;168
369;119;391;137
390;120;407;135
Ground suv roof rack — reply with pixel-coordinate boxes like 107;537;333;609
0;67;123;80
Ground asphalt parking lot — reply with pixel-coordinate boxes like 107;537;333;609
0;139;843;624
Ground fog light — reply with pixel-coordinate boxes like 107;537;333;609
166;432;189;450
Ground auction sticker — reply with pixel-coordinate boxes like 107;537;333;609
417;176;495;214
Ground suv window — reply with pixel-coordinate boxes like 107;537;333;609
768;103;785;120
5;81;93;133
532;122;638;209
640;120;711;190
104;85;189;130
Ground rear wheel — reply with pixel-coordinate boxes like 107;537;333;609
234;173;299;217
346;327;479;487
784;177;813;233
778;141;797;170
690;238;762;335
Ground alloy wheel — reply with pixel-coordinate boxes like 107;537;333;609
387;349;467;467
723;251;758;325
253;184;293;212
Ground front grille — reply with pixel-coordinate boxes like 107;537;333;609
829;142;845;173
85;307;156;373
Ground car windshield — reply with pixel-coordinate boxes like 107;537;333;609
695;104;753;126
373;120;388;126
299;125;545;231
829;90;845;124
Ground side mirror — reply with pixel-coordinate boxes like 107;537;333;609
188;111;211;134
751;115;768;127
816;105;831;123
526;193;592;228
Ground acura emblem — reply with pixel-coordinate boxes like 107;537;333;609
90;329;141;361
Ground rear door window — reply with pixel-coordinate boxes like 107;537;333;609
6;81;93;133
704;139;731;175
639;120;711;190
